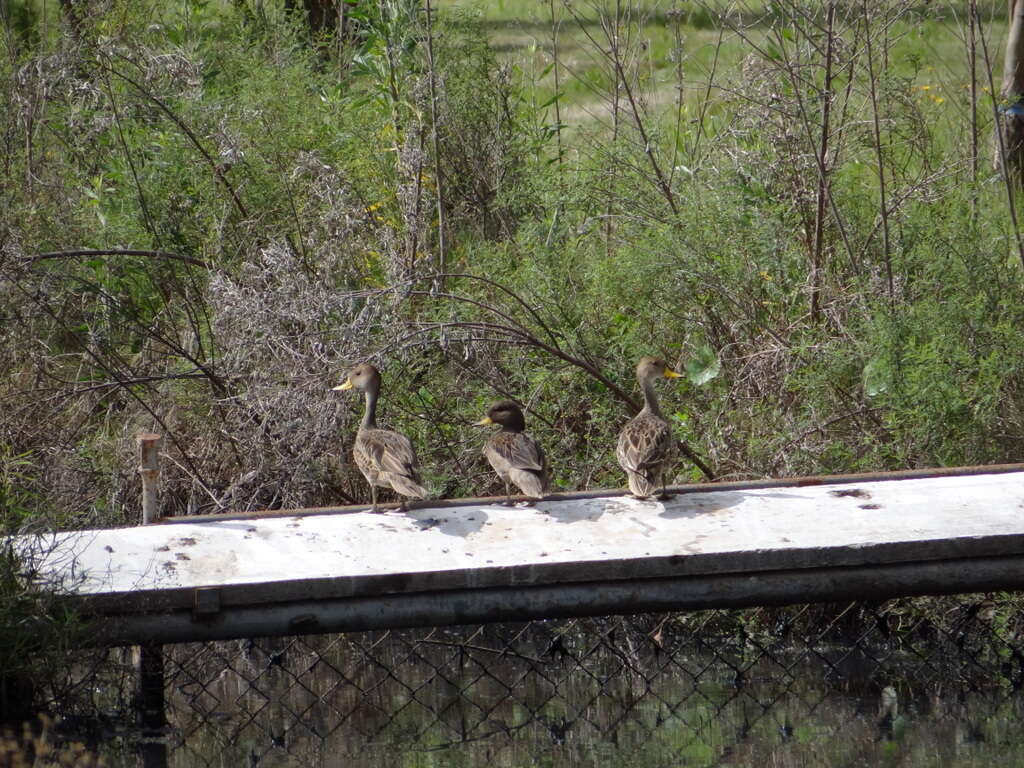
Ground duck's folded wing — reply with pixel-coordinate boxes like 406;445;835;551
368;429;421;478
486;432;545;472
617;416;673;472
508;433;545;472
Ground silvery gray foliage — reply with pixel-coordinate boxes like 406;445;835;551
14;52;103;130
140;50;203;98
391;123;433;285
209;244;354;510
206;219;402;511
291;151;366;255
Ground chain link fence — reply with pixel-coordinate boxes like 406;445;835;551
45;593;1024;766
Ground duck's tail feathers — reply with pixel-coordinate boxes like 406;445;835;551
510;469;546;499
387;474;428;499
626;471;658;499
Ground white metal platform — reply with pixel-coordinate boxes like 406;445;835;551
27;465;1024;645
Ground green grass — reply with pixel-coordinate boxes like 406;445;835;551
434;0;1013;176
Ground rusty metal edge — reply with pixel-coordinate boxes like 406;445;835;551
80;553;1024;647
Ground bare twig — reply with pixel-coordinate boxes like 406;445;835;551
565;1;679;216
100;65;159;243
26;248;210;270
383;273;716;480
99;56;250;222
9;278;212;484
810;2;836;323
861;0;893;305
423;0;447;287
969;0;980;224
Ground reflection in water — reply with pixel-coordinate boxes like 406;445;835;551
43;609;1022;768
14;600;1021;767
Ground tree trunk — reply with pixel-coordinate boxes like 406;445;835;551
999;0;1024;184
283;0;341;40
304;0;339;38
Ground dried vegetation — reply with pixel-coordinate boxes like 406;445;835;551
2;0;1024;525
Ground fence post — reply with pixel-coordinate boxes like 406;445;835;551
135;433;166;759
137;432;162;525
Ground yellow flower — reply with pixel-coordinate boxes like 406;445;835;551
920;85;931;91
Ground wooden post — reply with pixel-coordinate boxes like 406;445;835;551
135;433;166;756
136;433;161;525
138;641;166;735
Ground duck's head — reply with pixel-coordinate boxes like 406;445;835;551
475;401;526;432
636;356;682;383
333;363;381;393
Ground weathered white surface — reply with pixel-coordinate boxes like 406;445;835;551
31;470;1024;615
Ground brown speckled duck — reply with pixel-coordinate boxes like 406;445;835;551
476;401;548;504
334;363;427;512
616;356;681;499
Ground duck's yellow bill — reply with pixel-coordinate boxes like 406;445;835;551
333;379;354;391
475;416;494;426
664;368;682;379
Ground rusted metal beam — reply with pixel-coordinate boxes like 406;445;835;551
86;554;1024;646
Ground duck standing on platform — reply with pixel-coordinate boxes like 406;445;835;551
617;356;682;499
476;401;549;505
333;363;427;512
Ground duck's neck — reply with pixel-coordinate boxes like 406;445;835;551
639;376;663;418
361;387;379;429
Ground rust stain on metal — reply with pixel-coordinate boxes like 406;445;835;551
830;488;871;499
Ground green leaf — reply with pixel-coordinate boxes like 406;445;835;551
539;92;563;109
685;344;721;386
